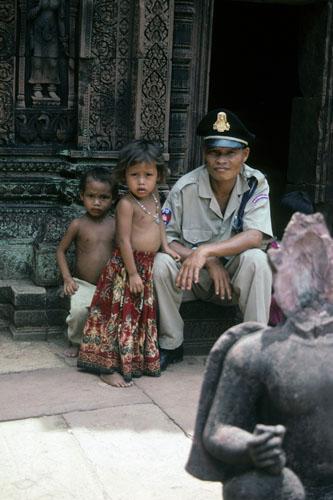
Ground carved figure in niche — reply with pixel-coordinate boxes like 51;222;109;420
186;212;333;500
28;0;67;104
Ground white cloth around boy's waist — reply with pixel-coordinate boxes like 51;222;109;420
73;277;96;288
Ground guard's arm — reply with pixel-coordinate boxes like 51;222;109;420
176;229;263;290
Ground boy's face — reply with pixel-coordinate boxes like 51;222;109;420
125;161;158;199
80;179;113;218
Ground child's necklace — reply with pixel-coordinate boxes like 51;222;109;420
130;192;161;224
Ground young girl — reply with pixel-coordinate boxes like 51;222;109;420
77;139;179;387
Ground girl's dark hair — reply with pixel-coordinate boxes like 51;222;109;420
113;139;168;184
79;167;114;193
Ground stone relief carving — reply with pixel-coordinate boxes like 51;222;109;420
15;109;76;145
140;0;170;144
12;0;78;146
0;207;44;239
0;0;175;151
81;0;172;151
27;0;67;105
0;245;33;279
0;158;74;173
0;0;15;146
87;0;133;151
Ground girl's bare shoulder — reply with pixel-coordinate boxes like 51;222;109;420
116;195;134;212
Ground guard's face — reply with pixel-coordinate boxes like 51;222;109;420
204;147;249;184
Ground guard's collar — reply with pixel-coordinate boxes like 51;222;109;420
198;164;256;199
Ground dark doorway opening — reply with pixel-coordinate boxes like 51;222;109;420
209;1;302;237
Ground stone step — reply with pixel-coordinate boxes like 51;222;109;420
180;301;242;355
0;280;68;340
0;280;241;353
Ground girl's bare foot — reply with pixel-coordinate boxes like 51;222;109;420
100;373;133;388
63;345;79;358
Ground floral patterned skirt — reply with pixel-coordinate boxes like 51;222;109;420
77;248;160;381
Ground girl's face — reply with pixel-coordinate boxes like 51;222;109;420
125;162;158;199
80;179;113;218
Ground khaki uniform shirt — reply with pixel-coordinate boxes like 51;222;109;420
163;164;273;251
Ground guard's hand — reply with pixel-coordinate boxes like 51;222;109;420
205;257;232;301
64;278;78;296
129;273;144;294
248;424;286;475
176;248;207;290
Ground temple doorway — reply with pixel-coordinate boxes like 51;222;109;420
209;1;302;237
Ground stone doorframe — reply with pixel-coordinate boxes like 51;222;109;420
172;0;333;218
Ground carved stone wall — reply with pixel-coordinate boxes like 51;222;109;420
77;0;174;153
0;0;177;285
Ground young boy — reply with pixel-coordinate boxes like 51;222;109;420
56;167;116;357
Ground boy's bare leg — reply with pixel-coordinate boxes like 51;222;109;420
63;344;79;358
100;373;133;388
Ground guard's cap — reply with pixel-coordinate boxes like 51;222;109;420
197;108;255;149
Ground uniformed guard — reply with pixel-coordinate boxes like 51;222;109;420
154;108;273;370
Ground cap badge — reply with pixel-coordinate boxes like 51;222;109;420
213;112;230;133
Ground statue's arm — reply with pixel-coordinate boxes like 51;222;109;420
202;343;286;474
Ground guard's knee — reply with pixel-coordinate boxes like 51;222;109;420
240;248;271;275
153;252;178;282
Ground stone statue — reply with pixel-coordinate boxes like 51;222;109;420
186;212;333;500
28;0;67;104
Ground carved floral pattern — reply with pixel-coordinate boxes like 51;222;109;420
0;159;74;173
15;110;76;145
0;0;15;146
0;1;15;23
140;0;170;143
88;0;118;150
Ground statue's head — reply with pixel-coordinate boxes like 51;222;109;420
268;212;333;316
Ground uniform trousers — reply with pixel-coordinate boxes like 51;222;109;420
153;248;272;350
66;278;96;346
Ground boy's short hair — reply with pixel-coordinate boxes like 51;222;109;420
79;167;114;193
113;139;169;184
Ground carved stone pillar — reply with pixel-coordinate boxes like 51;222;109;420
168;0;214;178
134;0;174;151
78;0;135;152
287;0;333;229
0;0;15;146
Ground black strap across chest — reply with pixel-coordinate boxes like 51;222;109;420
232;176;258;234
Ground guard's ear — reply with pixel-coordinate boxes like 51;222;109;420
242;147;250;163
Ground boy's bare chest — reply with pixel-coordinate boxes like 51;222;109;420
77;220;114;248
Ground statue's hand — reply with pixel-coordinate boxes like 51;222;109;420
247;424;286;475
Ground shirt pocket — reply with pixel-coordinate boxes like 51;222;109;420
183;229;213;246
